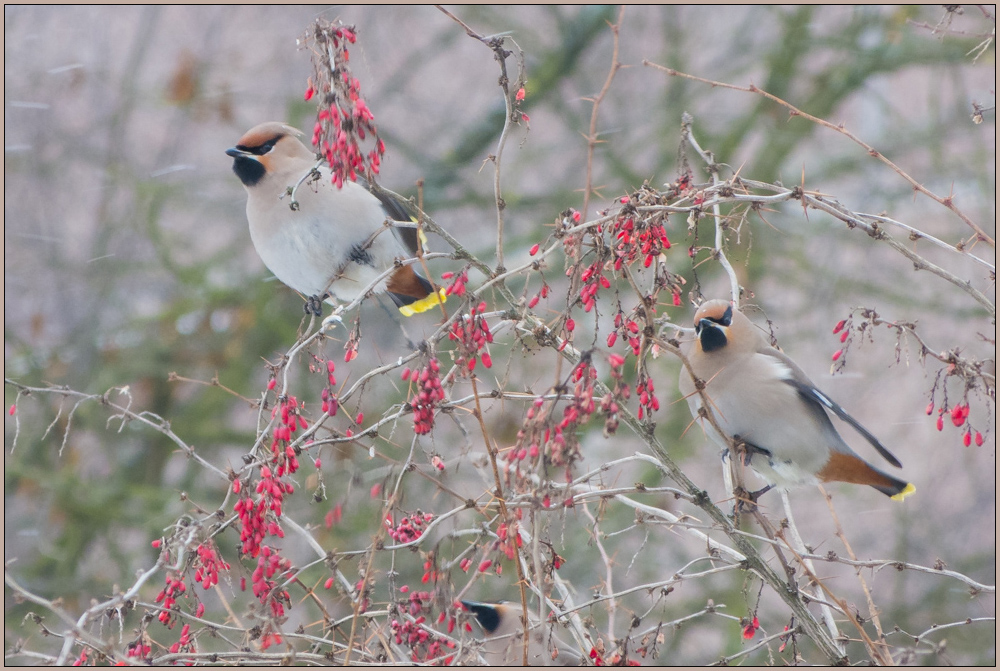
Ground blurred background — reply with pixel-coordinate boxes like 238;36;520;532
5;5;995;664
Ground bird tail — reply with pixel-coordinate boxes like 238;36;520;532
397;287;447;316
887;482;917;501
387;265;447;316
818;451;916;501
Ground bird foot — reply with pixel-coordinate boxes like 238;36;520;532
304;294;326;318
732;435;771;467
733;484;773;513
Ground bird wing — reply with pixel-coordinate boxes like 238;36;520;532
762;345;903;469
356;177;422;256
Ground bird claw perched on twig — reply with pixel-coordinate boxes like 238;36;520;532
304;294;326;317
732;484;774;514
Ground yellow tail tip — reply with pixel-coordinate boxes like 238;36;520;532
890;483;916;501
398;287;447;317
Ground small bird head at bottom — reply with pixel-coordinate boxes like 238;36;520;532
459;600;583;666
461;600;507;635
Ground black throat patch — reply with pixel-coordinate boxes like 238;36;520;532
699;322;728;352
231;155;266;187
464;603;501;634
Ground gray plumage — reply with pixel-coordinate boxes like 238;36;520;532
678;299;913;499
226;122;440;314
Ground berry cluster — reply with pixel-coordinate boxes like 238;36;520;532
192;542;230;591
125;635;151;661
635;372;660;420
741;615;761;639
390;615;456;664
167;623;195;655
610;197;672;270
579;260;612;313
259;631;284;650
229;393;308;558
234;463;291;558
835;312;989;448
526;281;550;309
494;520;522;562
929;400;985;446
403;358;445;435
608;309;644;357
420;556;440;585
250;545;292;619
304;20;385;188
319;359;341;416
508;362;597;477
441;267;470;298
270;395;305;476
437;608;459;635
125;630;153;661
448;301;494;372
551;361;599;464
385;511;434;544
154;573;187;627
589;646;643;666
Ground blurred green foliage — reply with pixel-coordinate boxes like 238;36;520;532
4;5;994;665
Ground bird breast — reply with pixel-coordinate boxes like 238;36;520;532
685;352;833;482
245;175;408;301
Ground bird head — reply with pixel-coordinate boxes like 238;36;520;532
461;600;509;635
693;299;734;353
226;122;313;188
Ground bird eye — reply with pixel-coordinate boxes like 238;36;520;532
244;138;279;156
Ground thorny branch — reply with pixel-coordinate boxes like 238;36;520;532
6;13;994;669
644;61;996;250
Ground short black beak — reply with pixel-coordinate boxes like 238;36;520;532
226;147;250;158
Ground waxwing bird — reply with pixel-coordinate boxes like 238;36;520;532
226;122;445;316
678;299;915;501
461;600;584;666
